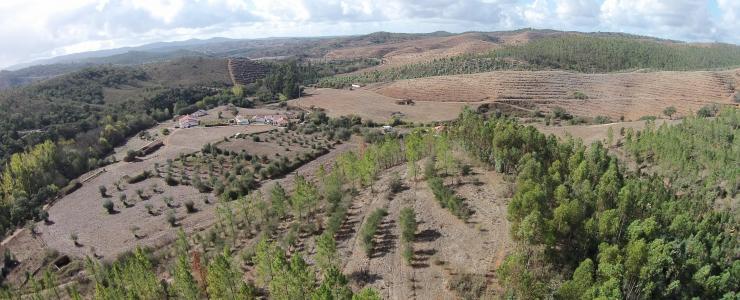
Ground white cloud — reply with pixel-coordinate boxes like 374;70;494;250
600;0;714;40
0;0;737;69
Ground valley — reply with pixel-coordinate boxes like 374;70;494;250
0;29;737;300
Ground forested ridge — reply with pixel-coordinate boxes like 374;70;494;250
319;35;740;87
452;108;738;299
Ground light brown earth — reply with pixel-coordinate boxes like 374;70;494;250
534;119;680;145
36;125;278;260
370;69;740;120
290;88;481;123
337;160;513;299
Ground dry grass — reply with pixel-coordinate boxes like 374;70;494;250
290;88;480;123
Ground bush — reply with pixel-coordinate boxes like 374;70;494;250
594;115;611;124
697;104;719;117
389;172;404;193
98;185;107;197
166;210;177;227
359;208;387;256
399;207;417;243
460;164;472;176
102;199;115;214
448;273;487;300
572;91;588;100
551;106;570;119
427;176;471;220
184;200;196;213
127;171;151;184
123;150;139;162
161;128;170;135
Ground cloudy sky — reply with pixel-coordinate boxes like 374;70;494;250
0;0;738;69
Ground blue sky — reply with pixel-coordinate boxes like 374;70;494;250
0;0;738;69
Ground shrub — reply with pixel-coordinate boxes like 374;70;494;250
70;233;80;247
98;185;107;197
663;106;677;119
102;199;115;214
123;150;138;162
594;115;611;124
166;210;177;227
572;91;588;100
427;176;471;220
697;104;719;117
144;203;155;215
359;208;387;256
389;172;404;193
551;106;570;119
161;128;170;135
184;200;196;213
460;164;472;176
402;244;414;265
130;226;141;239
399;207;417;243
127;171;151;184
448;273;487;300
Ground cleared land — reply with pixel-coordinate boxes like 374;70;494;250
37;125;276;259
290;88;479;123
338;158;513;299
370;69;739;120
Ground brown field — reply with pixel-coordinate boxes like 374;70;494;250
534;119;680;145
290;88;480;123
338;161;513;299
35;125;277;260
370;69;740;120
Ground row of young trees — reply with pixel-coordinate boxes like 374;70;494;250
13;131;417;298
452;107;738;299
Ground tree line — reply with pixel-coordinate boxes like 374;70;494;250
452;107;738;299
318;35;740;87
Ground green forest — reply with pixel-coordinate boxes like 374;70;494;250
319;35;740;87
453;108;738;299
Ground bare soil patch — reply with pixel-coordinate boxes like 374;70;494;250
371;69;739;121
290;88;480;123
339;161;513;299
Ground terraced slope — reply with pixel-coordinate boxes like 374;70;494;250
227;58;268;85
371;69;739;120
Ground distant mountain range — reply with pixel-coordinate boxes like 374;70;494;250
0;29;735;90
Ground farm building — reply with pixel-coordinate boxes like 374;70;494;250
179;115;199;128
191;109;208;117
251;116;268;124
234;115;250;125
273;116;289;127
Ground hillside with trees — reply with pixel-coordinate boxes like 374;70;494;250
319;35;740;87
452;108;738;299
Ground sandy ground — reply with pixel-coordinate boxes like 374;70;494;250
338;162;513;300
290;88;481;123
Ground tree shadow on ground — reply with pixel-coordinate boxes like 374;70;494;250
415;229;441;242
370;219;397;259
349;269;382;285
